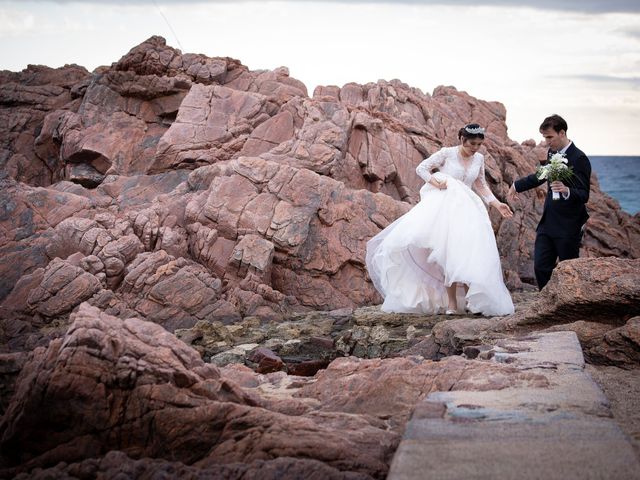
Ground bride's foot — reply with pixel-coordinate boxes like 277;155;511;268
446;283;461;316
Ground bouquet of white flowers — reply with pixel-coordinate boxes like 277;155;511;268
536;152;574;200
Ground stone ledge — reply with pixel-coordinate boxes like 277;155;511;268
388;331;640;480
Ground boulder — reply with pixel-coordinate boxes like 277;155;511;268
510;257;640;326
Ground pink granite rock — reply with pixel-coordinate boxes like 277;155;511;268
0;304;397;478
150;84;272;172
3;35;639;479
510;257;640;326
114;35;246;84
117;250;223;331
589;317;640;367
25;259;102;318
0;64;89;186
544;318;640;367
240;110;295;157
295;354;548;429
246;347;285;374
1;34;639;328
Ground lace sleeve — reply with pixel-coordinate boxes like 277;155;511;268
416;148;447;182
472;156;498;205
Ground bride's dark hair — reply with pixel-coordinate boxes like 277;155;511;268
458;123;485;141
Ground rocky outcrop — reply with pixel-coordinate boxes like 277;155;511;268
546;317;640;367
295;354;548;430
171;303;447;375
0;64;89;186
0;150;408;346
0;304;398;478
2;36;639;336
511;257;640;325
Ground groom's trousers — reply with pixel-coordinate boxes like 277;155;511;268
534;233;580;290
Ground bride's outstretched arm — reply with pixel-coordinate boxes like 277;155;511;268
473;159;513;218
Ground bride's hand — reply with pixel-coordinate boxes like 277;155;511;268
492;201;513;218
430;178;447;190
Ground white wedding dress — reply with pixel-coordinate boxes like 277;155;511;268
366;146;514;316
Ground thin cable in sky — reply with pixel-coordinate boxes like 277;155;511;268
151;0;184;51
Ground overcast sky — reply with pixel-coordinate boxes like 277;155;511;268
1;0;639;155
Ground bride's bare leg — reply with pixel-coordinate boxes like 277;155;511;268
446;284;458;311
463;284;469;310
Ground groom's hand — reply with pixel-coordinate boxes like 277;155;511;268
550;181;569;195
507;183;519;202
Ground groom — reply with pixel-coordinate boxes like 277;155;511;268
508;114;591;290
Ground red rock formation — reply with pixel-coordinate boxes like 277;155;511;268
295;354;548;429
0;64;89;186
545;318;640;367
1;34;638;333
2;35;639;479
0;304;398;478
588;317;640;367
510;257;640;325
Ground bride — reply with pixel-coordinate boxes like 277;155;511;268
366;124;515;316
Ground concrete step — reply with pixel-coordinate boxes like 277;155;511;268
387;331;640;480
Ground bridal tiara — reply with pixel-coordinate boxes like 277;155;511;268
465;126;485;135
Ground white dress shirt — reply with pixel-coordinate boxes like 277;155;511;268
558;142;572;200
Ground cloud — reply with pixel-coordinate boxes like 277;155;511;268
559;74;640;88
617;26;640;40
0;10;35;34
1;0;639;15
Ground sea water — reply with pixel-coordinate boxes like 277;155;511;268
590;156;639;215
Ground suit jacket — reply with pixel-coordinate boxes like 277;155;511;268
514;142;591;238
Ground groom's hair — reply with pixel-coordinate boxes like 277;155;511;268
540;114;568;133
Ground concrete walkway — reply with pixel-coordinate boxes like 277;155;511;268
388;331;640;480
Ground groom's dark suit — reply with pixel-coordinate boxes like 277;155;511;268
514;142;591;289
